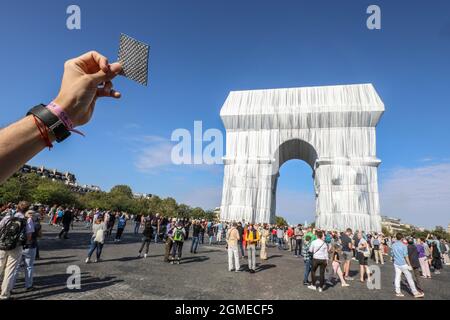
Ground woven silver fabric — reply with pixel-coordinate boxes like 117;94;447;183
118;33;149;86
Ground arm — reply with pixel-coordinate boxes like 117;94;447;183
0;51;122;184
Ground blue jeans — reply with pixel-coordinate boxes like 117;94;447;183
277;237;284;250
152;226;158;243
191;236;199;253
87;239;104;260
134;222;141;234
12;247;36;289
304;259;312;283
238;240;245;257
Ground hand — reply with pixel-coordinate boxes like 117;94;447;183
53;51;123;127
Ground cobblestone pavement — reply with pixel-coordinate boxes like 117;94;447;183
5;222;450;300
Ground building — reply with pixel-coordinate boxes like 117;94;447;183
133;193;153;199
19;164;101;194
20;164;76;184
381;216;423;234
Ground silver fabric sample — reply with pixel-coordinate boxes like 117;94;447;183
118;33;149;86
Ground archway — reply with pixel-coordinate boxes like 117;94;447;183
220;84;384;232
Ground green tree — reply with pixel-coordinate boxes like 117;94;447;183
110;185;133;198
275;216;288;226
160;197;178;217
32;180;76;206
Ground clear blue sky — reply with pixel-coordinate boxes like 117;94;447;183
1;0;449;228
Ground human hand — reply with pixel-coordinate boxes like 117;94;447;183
53;51;123;127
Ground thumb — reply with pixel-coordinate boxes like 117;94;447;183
90;62;123;84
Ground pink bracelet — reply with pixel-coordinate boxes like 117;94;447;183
47;102;85;137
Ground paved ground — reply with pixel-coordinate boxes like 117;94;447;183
5;222;450;300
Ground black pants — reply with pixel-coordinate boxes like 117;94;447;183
172;241;184;260
116;228;124;240
139;237;152;254
311;259;327;288
59;224;70;238
295;239;303;256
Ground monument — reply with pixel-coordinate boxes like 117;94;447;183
219;83;384;232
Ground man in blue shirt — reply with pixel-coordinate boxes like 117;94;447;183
391;233;424;298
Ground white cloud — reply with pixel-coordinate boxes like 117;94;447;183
380;163;450;229
133;137;174;173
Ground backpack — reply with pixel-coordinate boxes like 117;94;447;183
143;219;153;237
118;217;126;229
0;217;26;251
440;242;447;253
173;227;184;242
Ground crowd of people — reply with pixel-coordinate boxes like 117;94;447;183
0;201;449;300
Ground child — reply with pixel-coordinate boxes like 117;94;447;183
330;243;350;287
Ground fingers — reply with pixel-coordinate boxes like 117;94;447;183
90;62;123;84
77;51;110;73
97;81;121;99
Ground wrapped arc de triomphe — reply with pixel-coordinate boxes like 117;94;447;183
219;84;384;232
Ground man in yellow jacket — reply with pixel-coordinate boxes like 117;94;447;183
245;224;261;273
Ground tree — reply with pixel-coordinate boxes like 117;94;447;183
275;216;288;227
32;180;76;206
160;197;178;217
177;204;191;218
110;185;133;198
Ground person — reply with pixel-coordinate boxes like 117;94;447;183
260;224;270;260
372;233;384;264
237;222;245;258
0;201;34;299
416;237;431;279
391;233;424;298
330;243;350;287
106;211;116;238
200;220;206;244
226;222;241;272
48;205;57;225
164;219;176;262
115;214;127;242
11;209;38;292
138;215;153;258
85;215;106;263
294;224;303;257
276;226;285;250
207;223;214;245
245;224;260;273
171;221;186;264
302;235;312;285
134;213;142;235
407;237;423;294
340;228;354;281
308;231;329;292
58;207;73;239
356;232;371;283
431;241;442;274
216;222;224;244
287;226;294;251
190;220;202;254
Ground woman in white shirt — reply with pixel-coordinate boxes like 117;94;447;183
85;215;107;263
308;230;329;292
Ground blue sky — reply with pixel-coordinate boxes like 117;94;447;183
1;0;450;228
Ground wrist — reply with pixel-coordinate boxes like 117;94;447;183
53;95;77;126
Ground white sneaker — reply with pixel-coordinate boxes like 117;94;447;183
318;287;323;293
144;254;147;259
85;258;90;264
307;285;317;291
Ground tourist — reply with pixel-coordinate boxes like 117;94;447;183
237;222;245;258
276;226;284;250
302;235;312;285
407;237;423;293
330;243;350;287
58;207;73;239
151;214;159;243
260;224;270;261
431;241;442;274
164;219;176;262
207;223;214;245
190;220;202;254
133;213;142;235
115;213;127;242
372;233;384;264
138;215;153;258
245;224;260;273
171;221;186;264
416;237;431;279
0;201;33;300
200;219;206;244
48;204;57;225
226;222;241;272
340;228;354;281
294;224;303;257
391;233;424;298
287;226;294;252
85;215;106;263
308;231;329;292
356;232;371;283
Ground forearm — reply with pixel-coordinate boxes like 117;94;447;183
0;115;54;184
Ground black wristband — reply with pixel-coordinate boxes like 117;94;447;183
27;104;71;143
